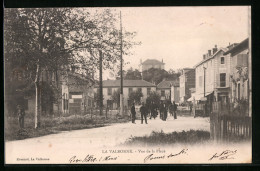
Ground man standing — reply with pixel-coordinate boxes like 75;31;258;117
17;105;25;129
130;103;136;124
173;101;178;119
189;102;193;115
140;102;148;124
169;102;174;117
159;101;164;120
162;103;168;121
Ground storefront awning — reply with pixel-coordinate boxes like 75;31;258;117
187;97;193;101
188;91;213;101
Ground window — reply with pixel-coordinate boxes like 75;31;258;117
147;88;151;95
108;88;112;95
221;57;225;64
129;88;133;94
220;73;226;87
138;88;142;93
161;90;165;96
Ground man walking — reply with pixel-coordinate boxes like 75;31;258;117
140;102;148;124
130;103;136;124
173;101;178;119
17;105;25;129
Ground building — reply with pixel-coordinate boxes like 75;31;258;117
223;38;249;104
179;68;195;103
94;80;156;109
141;59;165;72
157;80;180;103
61;72;95;115
194;44;235;109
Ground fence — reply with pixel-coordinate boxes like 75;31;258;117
210;101;251;141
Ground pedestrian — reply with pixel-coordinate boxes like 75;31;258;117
173;101;178;119
159;101;164;119
169;102;174;117
190;102;193;115
140;102;148;124
130;103;136;124
149;101;156;119
163;103;168;121
17;105;25;129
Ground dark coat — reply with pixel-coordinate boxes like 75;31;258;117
140;105;148;115
131;105;136;115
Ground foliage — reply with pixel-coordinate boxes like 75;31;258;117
124;130;210;146
4;8;139;127
124;67;142;80
128;90;143;105
94;91;104;108
233;98;249;116
111;88;121;105
146;91;161;105
142;68;181;85
5;114;130;141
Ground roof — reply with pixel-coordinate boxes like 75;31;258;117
194;48;228;68
223;38;249;56
94;79;156;88
157;80;179;89
142;59;165;65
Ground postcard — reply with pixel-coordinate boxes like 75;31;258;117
4;6;251;164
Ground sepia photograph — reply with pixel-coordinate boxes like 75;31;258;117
4;6;251;164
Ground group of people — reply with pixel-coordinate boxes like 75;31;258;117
130;101;178;124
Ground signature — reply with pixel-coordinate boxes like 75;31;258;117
209;150;237;161
144;149;188;163
69;155;118;163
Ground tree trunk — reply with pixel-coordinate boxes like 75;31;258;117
35;63;41;129
35;82;41;128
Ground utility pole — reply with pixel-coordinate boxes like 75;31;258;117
99;50;103;115
203;67;206;97
119;11;124;116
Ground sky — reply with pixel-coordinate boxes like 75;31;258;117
100;6;250;79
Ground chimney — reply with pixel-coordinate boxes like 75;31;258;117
162;59;163;63
208;50;211;56
212;45;218;54
203;54;206;60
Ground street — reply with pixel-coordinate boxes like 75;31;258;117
5;116;251;164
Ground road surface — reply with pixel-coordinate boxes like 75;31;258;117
5;116;251;164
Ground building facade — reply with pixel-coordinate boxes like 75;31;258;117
194;45;234;106
224;38;249;103
94;80;156;109
157;80;180;103
141;59;165;72
179;68;195;103
61;72;94;115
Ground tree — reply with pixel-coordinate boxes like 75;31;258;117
142;68;181;85
146;91;161;105
124;68;142;80
111;89;120;106
142;68;168;85
4;8;139;128
94;91;104;108
129;90;143;105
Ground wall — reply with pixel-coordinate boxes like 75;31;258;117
97;86;156;108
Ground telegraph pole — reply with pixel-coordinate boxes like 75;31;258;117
99;50;103;115
203;67;206;97
119;11;124;116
